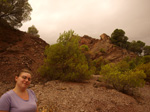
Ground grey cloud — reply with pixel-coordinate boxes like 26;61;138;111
20;0;150;45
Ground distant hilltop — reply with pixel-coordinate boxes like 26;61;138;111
80;33;136;62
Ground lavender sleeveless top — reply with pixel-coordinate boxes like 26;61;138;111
0;89;37;112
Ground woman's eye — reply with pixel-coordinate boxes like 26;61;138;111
22;76;27;79
21;76;31;81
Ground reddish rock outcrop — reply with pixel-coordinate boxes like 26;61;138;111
80;34;136;62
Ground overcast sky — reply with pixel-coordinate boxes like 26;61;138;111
20;0;150;45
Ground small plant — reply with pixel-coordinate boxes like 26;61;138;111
80;45;89;51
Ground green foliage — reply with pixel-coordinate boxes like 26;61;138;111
79;45;95;73
92;57;108;75
110;29;147;56
110;29;128;48
0;0;32;28
123;56;144;69
27;25;40;37
143;45;150;56
136;63;150;82
117;60;130;72
80;45;89;52
142;55;150;64
128;40;145;55
100;62;146;93
123;55;150;69
39;30;92;82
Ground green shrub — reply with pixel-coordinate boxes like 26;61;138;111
123;56;144;69
80;45;89;51
92;57;109;75
136;63;150;82
38;30;92;82
100;63;146;93
143;55;150;64
117;60;130;72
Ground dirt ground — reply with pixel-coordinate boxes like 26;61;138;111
1;75;149;112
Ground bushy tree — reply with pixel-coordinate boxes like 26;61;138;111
128;40;145;55
39;30;92;82
143;45;150;56
27;25;40;37
100;62;146;93
0;0;32;28
110;29;128;48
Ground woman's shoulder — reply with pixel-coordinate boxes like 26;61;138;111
0;90;14;102
1;90;14;97
6;90;14;94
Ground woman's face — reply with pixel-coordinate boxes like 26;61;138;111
15;72;31;89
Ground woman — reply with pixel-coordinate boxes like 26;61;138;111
0;69;38;112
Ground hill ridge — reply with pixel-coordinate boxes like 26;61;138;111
80;33;136;62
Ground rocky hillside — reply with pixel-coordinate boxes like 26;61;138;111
0;21;137;84
80;34;136;62
0;21;48;84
